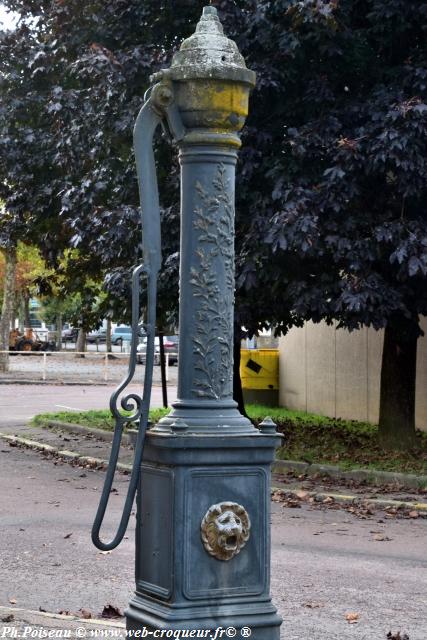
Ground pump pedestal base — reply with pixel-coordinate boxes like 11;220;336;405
125;430;281;639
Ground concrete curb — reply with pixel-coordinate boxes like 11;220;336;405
2;431;426;513
41;419;136;445
0;432;132;473
273;459;427;490
39;420;427;490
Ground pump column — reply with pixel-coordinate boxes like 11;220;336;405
126;7;282;638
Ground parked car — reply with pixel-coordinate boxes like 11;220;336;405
87;329;107;343
62;325;78;342
137;337;160;365
136;335;179;365
111;325;132;346
163;335;179;365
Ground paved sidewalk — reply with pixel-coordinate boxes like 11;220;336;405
1;444;426;640
0;384;177;427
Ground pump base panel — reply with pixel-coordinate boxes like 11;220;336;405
125;431;281;639
126;599;282;639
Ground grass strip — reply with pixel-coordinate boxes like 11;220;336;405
32;404;427;475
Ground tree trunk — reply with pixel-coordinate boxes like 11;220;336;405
0;245;17;372
75;328;86;357
18;295;24;332
233;321;248;418
23;290;31;328
56;312;62;351
379;321;418;451
106;318;112;355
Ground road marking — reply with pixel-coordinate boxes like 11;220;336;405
55;404;81;411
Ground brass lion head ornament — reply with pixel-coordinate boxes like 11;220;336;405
201;501;251;561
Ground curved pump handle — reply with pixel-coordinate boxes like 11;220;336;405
135;82;185;275
91;82;184;551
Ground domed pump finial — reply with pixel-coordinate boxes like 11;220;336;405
203;5;218;16
163;4;255;87
196;5;223;35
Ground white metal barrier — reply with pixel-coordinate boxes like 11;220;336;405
0;350;173;383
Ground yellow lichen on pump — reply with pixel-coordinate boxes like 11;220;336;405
173;78;250;143
193;80;249;116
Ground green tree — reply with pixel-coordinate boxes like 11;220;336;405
0;242;16;371
1;0;426;449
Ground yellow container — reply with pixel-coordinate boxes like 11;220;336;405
240;349;279;391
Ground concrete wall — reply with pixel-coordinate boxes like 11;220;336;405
279;317;427;430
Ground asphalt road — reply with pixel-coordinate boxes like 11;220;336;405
0;445;426;640
0;383;178;426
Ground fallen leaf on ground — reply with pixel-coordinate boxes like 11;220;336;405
9;598;16;605
345;612;360;624
282;498;301;509
78;609;92;619
346;505;373;519
39;606;47;613
64;533;73;539
100;604;123;619
1;614;14;622
296;490;309;500
373;534;392;542
271;490;284;502
302;601;324;609
408;511;419;518
323;496;334;504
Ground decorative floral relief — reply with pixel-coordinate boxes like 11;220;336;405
190;164;234;399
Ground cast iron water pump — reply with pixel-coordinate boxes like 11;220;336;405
92;7;282;638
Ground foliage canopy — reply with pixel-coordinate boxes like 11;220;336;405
1;0;426;336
